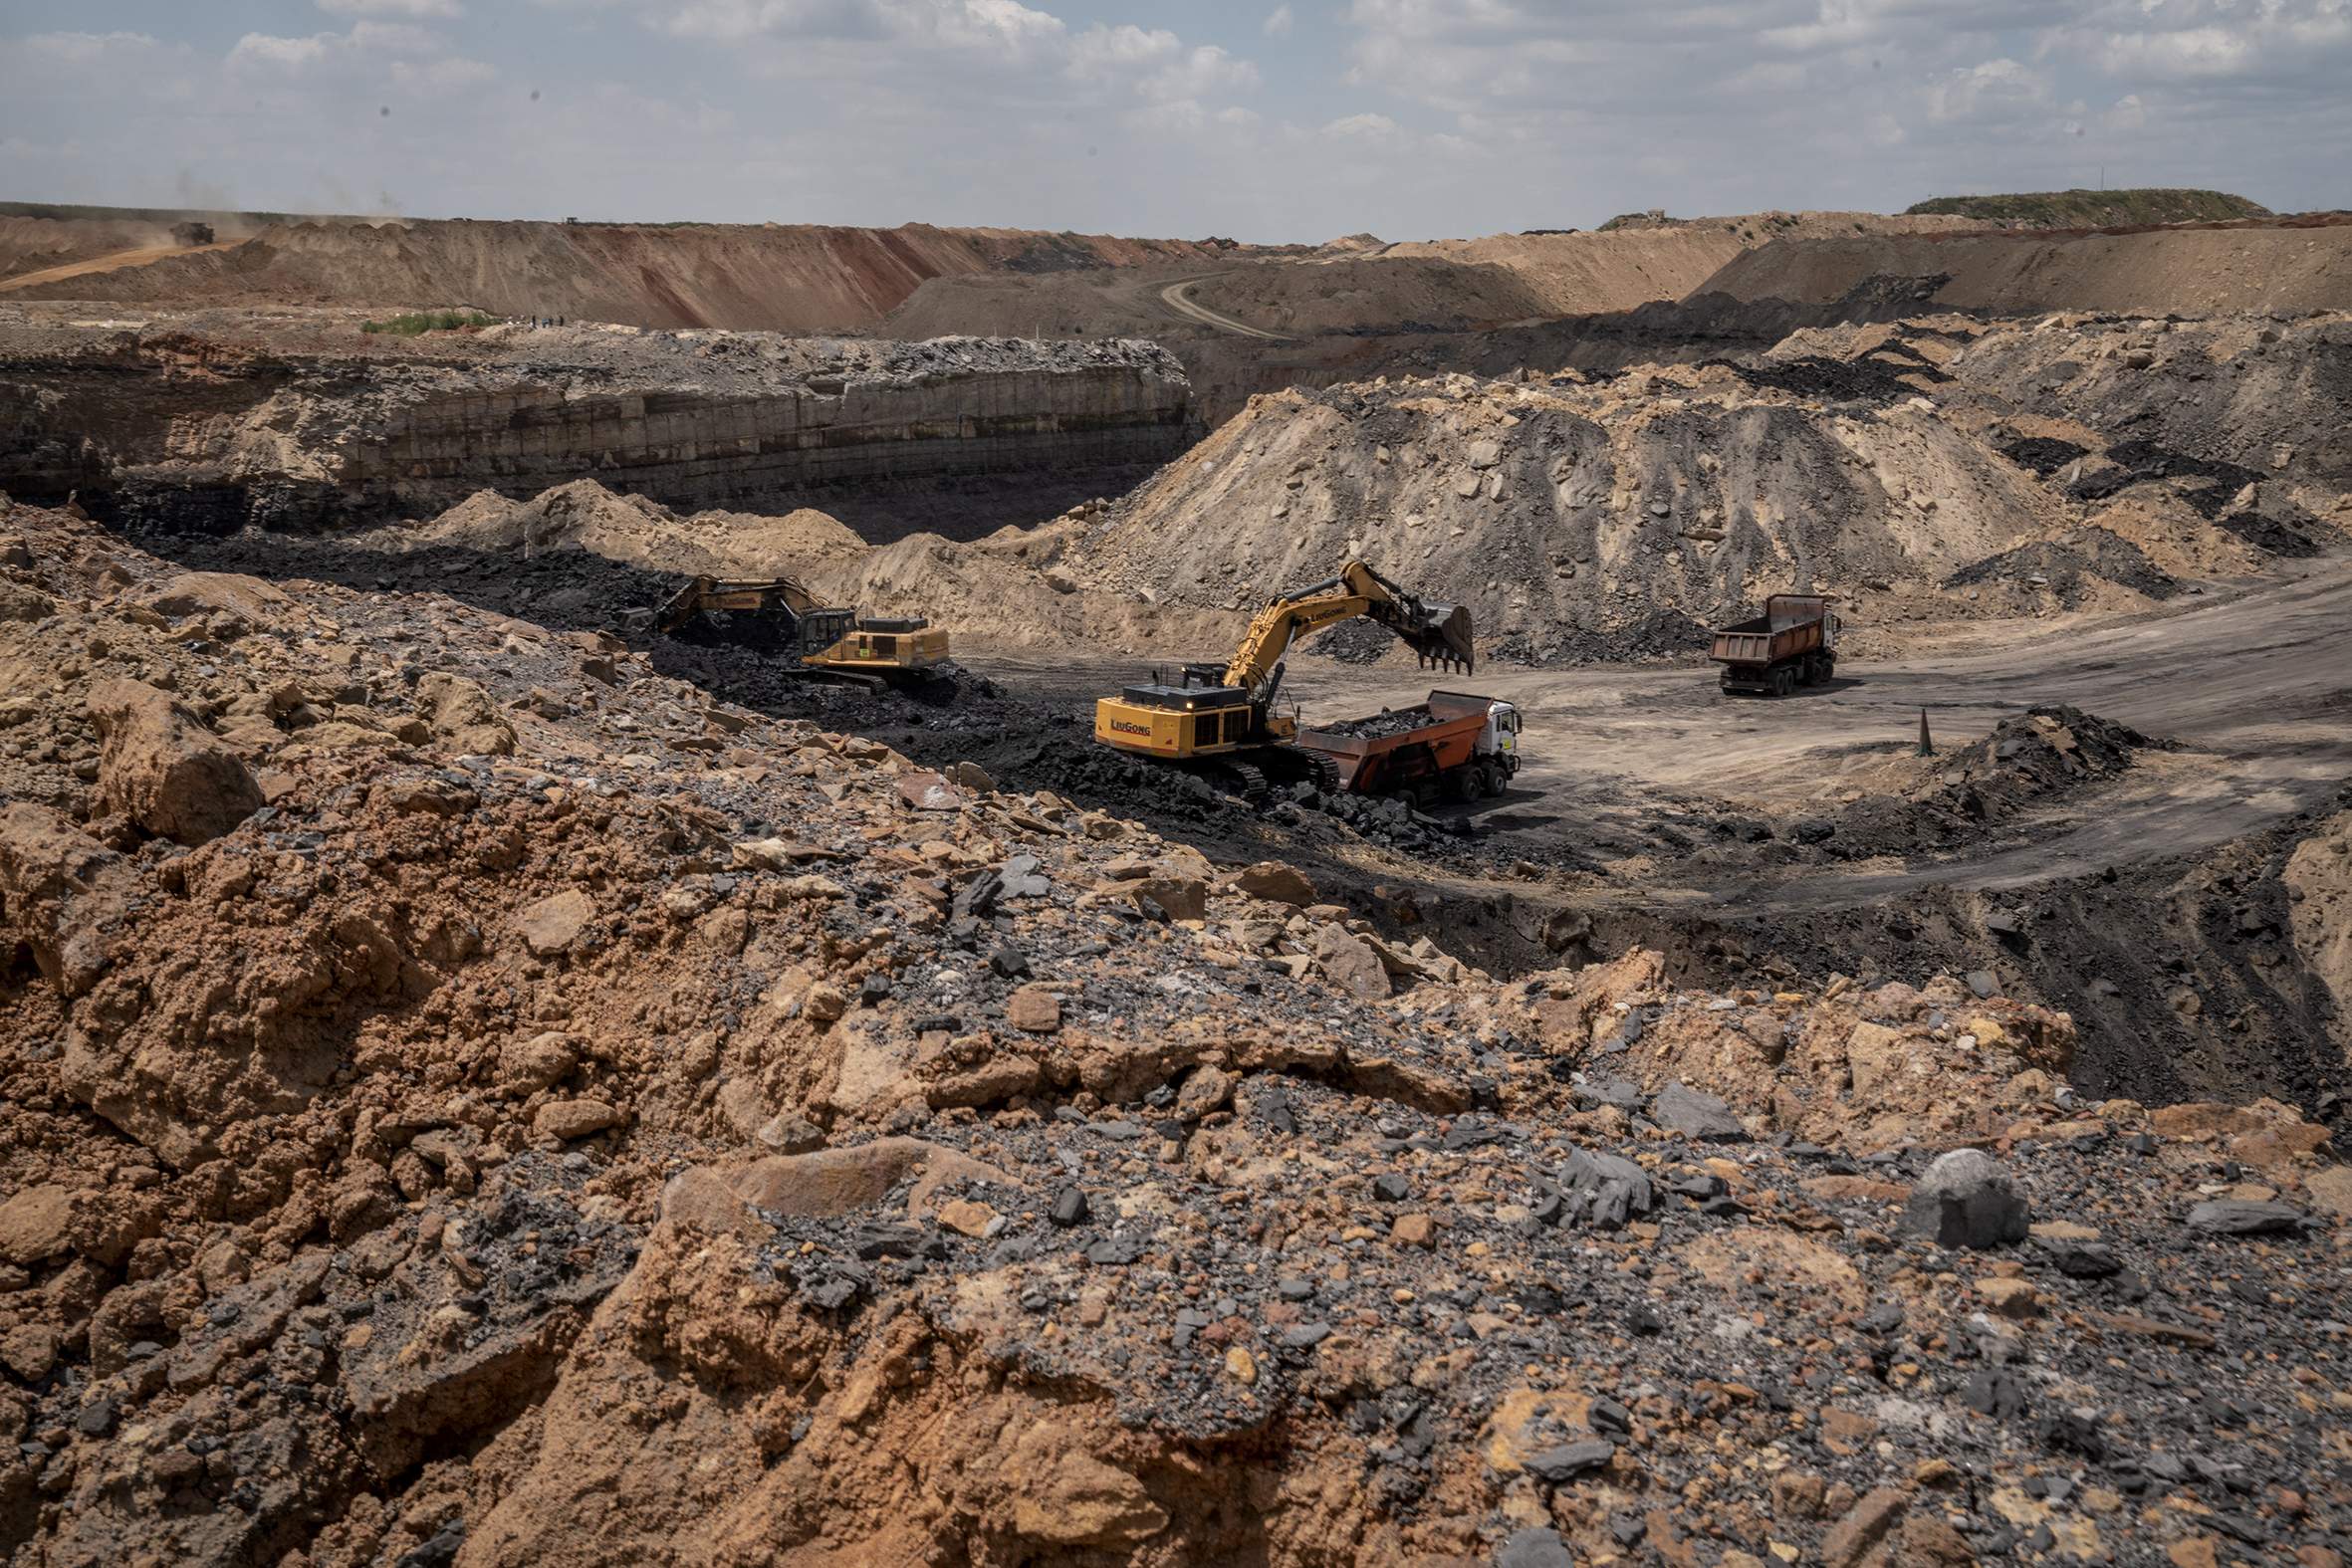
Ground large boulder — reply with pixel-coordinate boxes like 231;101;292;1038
1313;925;1391;1000
0;801;132;993
1651;1081;1748;1141
87;679;263;845
416;671;516;757
1903;1148;2029;1248
1233;860;1316;906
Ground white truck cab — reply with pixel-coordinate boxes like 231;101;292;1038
1479;699;1523;777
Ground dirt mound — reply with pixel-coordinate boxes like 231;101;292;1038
1051;356;2078;662
1796;706;2157;862
1942;529;2180;609
1699;219;2352;317
827;309;2352;665
3;496;2347;1568
1;217;1240;331
393;480;865;579
811;505;1244;656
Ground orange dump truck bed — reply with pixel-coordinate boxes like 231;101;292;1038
1297;690;1494;793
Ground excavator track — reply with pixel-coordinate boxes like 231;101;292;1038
1298;749;1340;796
1215;760;1272;807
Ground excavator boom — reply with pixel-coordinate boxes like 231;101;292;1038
1222;560;1473;697
1093;557;1476;791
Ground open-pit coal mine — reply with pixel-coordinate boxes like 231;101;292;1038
2;193;2351;1568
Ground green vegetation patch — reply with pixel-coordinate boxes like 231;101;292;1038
359;310;502;336
1903;189;2269;228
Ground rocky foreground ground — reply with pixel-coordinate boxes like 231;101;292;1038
0;494;2347;1567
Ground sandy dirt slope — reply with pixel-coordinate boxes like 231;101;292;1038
0;242;239;295
885;213;2001;348
0;216;179;283
386;480;868;579
1378;212;1993;317
1701;219;2352;316
1180;257;1558;334
1;217;1244;331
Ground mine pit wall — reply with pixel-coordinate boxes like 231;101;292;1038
351;365;1192;519
0;351;1196;535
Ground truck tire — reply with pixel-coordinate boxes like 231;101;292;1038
1445;767;1478;804
1772;666;1795;697
1482;761;1508;798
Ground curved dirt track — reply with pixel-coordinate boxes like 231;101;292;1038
1158;276;1291;339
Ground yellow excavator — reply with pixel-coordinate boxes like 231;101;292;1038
1093;560;1473;802
653;575;951;685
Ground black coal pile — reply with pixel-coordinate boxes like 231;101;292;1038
1490;607;1714;667
1997;435;2091;476
1719;345;1946;404
2061;439;2326;557
1943;528;2180;606
1309;706;1435;741
1940;703;2149;798
1803;705;2156;863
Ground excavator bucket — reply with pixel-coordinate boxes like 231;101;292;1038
1389;597;1476;674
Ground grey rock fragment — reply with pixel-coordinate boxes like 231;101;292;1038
1903;1148;2028;1248
1650;1082;1747;1142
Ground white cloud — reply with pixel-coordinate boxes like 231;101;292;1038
318;0;465;16
1142;44;1259;102
229;33;336;71
1067;23;1179;75
20;30;161;63
1925;58;2051;123
2096;24;2255;79
8;0;2348;242
390;56;499;90
350;21;446;53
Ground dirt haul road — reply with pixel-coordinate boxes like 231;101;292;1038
987;551;2352;909
1157;275;1292;339
0;240;238;294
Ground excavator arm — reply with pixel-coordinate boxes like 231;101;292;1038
1093;556;1473;776
1222;560;1473;700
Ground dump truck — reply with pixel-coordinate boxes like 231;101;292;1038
1710;593;1838;696
1093;559;1474;804
1297;690;1522;805
652;575;951;685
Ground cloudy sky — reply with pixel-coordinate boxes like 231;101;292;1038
3;1;2345;240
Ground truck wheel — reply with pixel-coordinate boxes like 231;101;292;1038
1482;761;1507;798
1445;768;1478;804
1772;667;1795;697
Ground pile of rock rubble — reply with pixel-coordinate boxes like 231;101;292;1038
0;496;2345;1567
